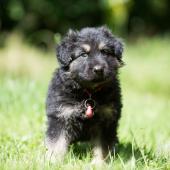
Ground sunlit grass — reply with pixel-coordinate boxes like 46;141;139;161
0;34;170;169
0;33;56;80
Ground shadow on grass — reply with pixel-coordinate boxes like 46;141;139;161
70;142;143;162
116;142;142;161
70;142;92;159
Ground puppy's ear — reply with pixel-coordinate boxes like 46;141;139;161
113;38;124;58
99;26;124;57
113;38;124;67
56;29;78;68
99;26;113;38
99;26;124;66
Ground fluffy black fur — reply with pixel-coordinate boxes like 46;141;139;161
45;26;124;162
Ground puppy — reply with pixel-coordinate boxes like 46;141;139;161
45;26;124;163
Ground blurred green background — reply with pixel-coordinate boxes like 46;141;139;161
0;0;170;169
1;0;170;48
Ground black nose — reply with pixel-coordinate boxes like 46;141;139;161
93;65;103;74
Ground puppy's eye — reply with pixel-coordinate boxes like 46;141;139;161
80;53;88;58
101;49;111;55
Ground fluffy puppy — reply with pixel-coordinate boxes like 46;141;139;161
45;26;124;163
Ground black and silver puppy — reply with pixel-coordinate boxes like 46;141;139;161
45;26;124;163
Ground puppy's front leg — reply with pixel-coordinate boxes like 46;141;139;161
45;117;69;163
45;104;86;163
91;134;107;165
91;134;113;165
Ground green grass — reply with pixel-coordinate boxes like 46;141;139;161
0;34;170;169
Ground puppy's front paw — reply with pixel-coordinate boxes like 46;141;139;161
91;157;105;167
45;135;68;163
45;150;65;164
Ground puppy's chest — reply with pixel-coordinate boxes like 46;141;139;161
86;96;115;119
76;89;116;120
81;104;115;138
94;104;115;120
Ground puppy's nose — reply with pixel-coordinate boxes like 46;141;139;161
93;65;103;74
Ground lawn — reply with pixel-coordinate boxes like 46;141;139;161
0;34;170;170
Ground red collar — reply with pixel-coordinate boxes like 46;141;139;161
83;83;106;98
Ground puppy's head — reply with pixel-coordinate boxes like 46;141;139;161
57;26;124;88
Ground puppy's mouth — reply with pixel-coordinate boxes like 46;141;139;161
77;73;112;88
79;73;104;81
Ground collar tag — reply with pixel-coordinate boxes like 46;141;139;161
85;105;94;118
84;99;96;118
